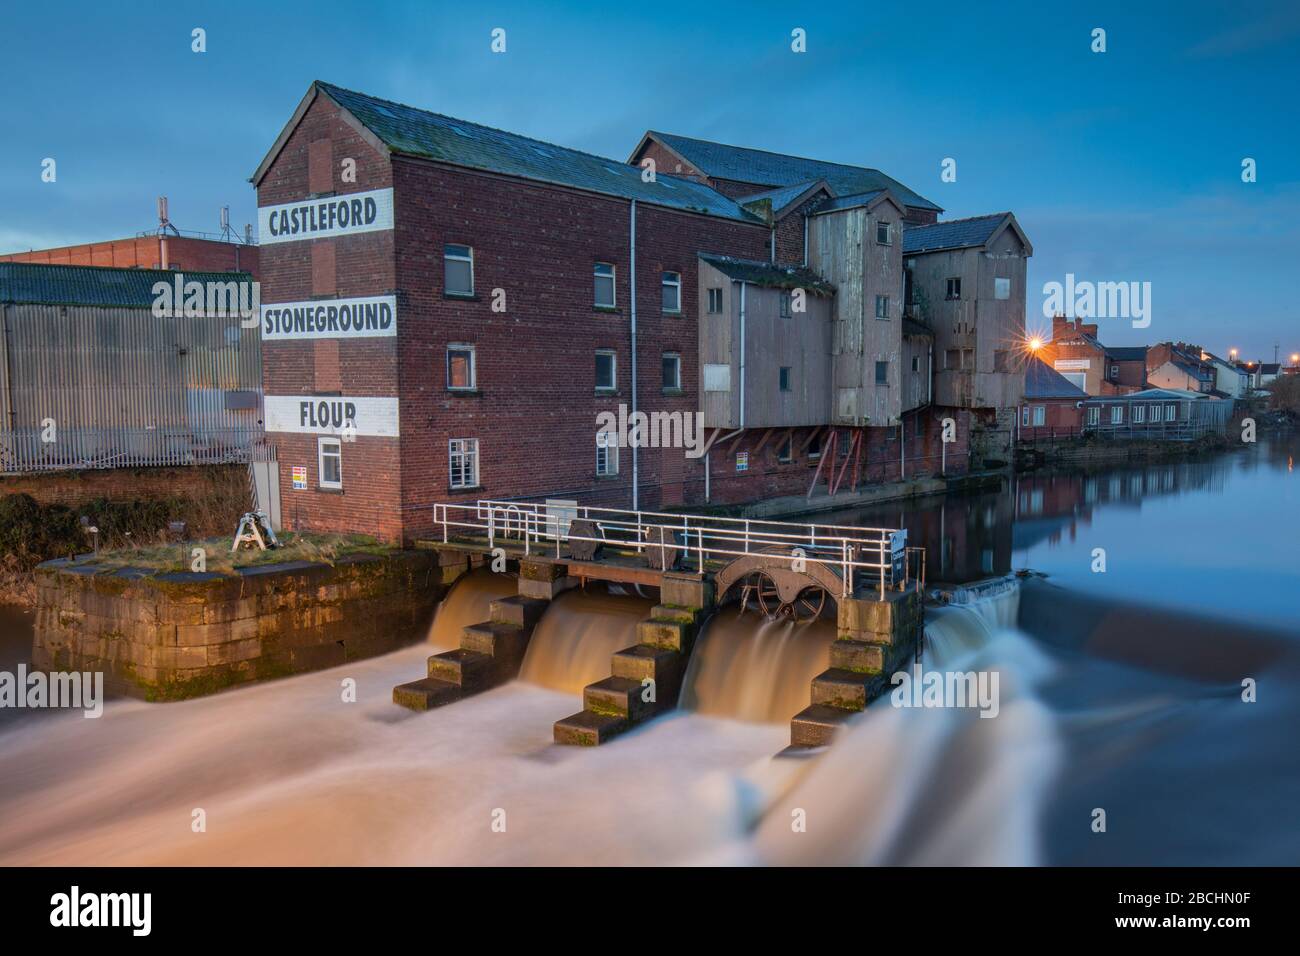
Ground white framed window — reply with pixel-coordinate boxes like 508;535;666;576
945;277;961;300
875;295;889;319
1033;405;1045;426
994;277;1011;300
1167;403;1177;420
662;352;681;390
1149;404;1161;422
449;438;479;489
707;288;723;313
661;271;681;313
595;349;617;390
318;437;342;490
1110;405;1123;424
876;221;892;245
596;431;619;476
444;244;474;296
1133;404;1145;423
703;363;731;392
1086;406;1100;425
594;262;616;308
447;343;476;390
1021;406;1031;428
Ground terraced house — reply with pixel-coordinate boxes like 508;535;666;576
252;81;1030;543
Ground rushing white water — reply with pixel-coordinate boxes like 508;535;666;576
518;586;652;694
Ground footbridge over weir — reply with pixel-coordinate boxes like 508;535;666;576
393;500;925;749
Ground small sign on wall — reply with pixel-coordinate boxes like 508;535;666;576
292;466;307;490
736;452;749;473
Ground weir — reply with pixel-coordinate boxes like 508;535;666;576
392;500;926;749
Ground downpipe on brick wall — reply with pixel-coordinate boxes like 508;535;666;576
630;200;638;510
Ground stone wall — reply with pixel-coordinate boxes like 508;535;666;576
33;551;445;700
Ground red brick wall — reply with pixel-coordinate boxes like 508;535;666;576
0;236;259;276
0;465;246;510
257;92;403;542
1017;399;1084;440
389;158;771;538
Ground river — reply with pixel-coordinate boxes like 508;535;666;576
0;435;1295;864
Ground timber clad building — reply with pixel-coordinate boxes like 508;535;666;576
253;81;1031;543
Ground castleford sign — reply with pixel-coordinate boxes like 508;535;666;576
257;187;394;244
261;294;396;340
264;396;400;437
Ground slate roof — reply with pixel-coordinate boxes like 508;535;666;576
902;213;1009;254
0;262;253;308
737;179;827;218
1106;346;1147;361
645;131;942;211
1025;356;1087;400
817;189;887;213
310;83;762;224
698;254;834;296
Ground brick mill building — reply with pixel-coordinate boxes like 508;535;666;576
252;81;1031;543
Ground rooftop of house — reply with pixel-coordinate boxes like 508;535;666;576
1260;363;1282;374
0;262;253;308
261;82;767;225
901;213;1012;254
698;253;835;296
1087;387;1217;402
1106;346;1148;362
1025;356;1087;400
638;130;942;212
737;180;830;219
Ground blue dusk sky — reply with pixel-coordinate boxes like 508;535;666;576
1;0;1297;361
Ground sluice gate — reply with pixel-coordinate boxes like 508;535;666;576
393;500;926;749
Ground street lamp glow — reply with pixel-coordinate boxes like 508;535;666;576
1029;336;1043;352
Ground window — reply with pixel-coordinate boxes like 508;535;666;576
447;344;476;390
594;262;616;308
779;292;792;318
946;348;961;370
449;438;479;489
1110;405;1123;424
1087;406;1100;425
876;221;892;245
807;431;822;460
875;295;889;319
1110;365;1119;378
779;366;791;391
318;438;342;490
1166;403;1177;420
1033;406;1045;426
662;353;681;390
994;350;1010;372
994;277;1011;300
777;433;793;463
963;348;975;370
662;271;681;313
1133;404;1145;424
595;350;616;390
1149;404;1161;422
911;356;921;372
875;360;889;386
945;277;961;300
1021;406;1031;428
444;244;474;296
707;287;723;314
703;364;731;392
596;432;619;476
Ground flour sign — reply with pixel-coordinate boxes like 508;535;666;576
264;396;400;437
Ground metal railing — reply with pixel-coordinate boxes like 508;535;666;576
431;499;912;598
0;427;271;474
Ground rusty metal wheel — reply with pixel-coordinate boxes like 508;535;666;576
753;572;782;617
792;586;827;621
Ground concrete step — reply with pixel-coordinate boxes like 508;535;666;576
790;704;855;747
829;639;884;674
611;644;684;688
427;648;495;686
490;595;549;628
392;677;461;711
554;709;629;746
636;618;690;652
461;621;529;662
651;604;698;625
810;667;887;711
583;676;657;721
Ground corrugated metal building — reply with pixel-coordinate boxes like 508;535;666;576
0;262;264;473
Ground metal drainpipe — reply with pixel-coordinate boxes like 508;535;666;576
630;200;638;510
770;226;776;264
738;281;746;431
